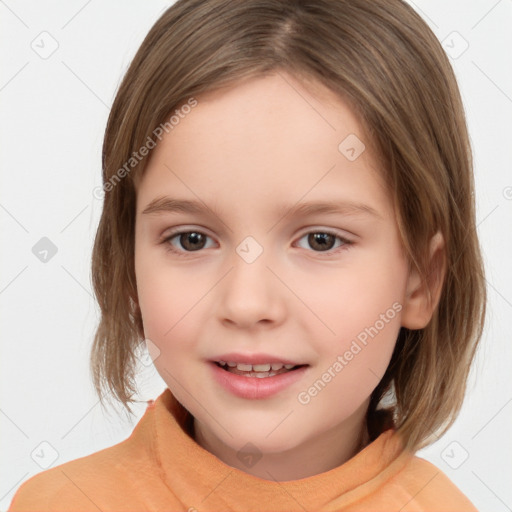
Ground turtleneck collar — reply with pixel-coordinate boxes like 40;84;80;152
140;388;412;511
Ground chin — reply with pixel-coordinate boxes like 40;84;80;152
216;421;307;454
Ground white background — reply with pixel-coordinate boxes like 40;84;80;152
1;1;511;510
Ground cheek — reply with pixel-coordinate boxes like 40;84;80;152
136;270;206;390
297;293;402;424
294;247;406;407
135;248;202;353
299;252;407;344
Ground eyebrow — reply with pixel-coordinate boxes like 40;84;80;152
141;197;383;220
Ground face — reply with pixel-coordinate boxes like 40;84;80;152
134;72;413;477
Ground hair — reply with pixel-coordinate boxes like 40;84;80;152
90;0;486;452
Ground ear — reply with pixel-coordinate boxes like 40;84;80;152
401;231;446;330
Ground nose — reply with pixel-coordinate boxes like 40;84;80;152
217;247;286;330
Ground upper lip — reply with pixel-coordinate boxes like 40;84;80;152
211;353;305;366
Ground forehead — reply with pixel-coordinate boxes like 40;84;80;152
136;72;388;216
179;72;369;152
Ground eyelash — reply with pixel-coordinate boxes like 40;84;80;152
160;228;353;258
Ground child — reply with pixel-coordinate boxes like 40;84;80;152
9;0;486;510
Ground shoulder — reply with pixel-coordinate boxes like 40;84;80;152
8;437;148;511
387;454;478;511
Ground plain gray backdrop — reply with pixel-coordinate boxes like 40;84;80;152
1;1;511;510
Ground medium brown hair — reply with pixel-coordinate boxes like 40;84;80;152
90;0;486;452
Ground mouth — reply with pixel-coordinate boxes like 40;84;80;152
213;360;307;378
210;357;310;399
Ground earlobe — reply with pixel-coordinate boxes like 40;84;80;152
401;231;446;330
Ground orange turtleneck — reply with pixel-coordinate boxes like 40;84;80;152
8;388;477;511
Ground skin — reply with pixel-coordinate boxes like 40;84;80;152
134;71;445;481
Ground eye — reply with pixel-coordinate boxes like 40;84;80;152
295;230;352;254
162;230;216;256
161;228;353;257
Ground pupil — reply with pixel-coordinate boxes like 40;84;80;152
309;233;334;251
182;232;204;251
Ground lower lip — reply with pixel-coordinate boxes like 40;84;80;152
209;362;308;399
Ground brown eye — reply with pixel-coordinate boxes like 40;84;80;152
296;231;351;253
163;230;214;255
307;233;336;251
177;232;207;251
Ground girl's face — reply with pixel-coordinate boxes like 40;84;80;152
134;72;419;478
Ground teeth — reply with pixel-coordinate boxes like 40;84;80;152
252;371;279;378
253;363;271;372
217;361;298;372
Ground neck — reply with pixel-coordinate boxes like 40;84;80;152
193;401;370;481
